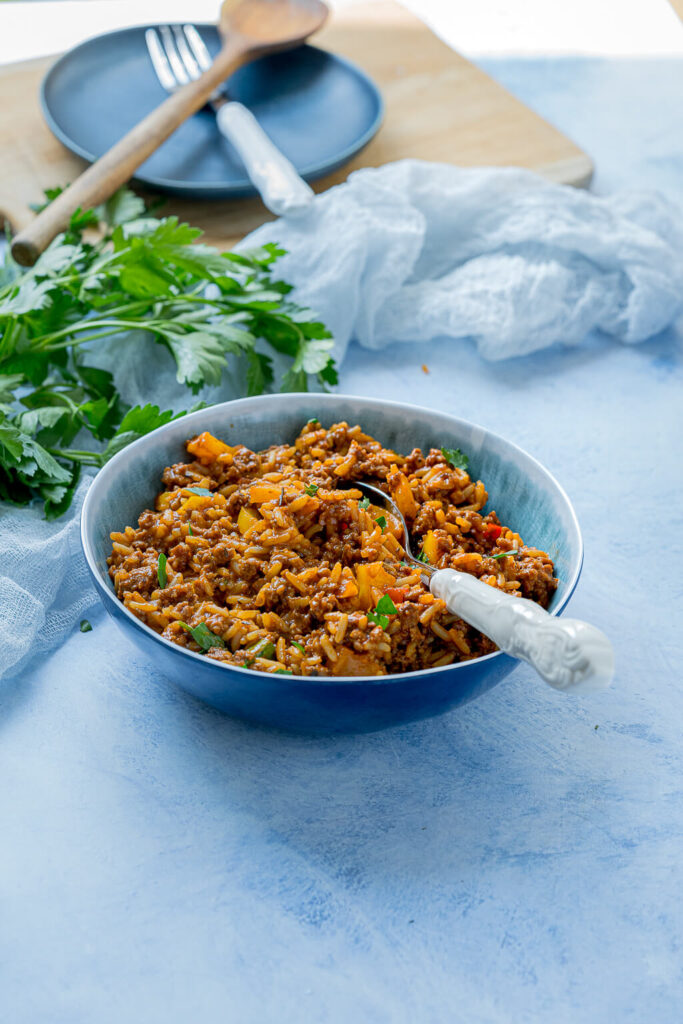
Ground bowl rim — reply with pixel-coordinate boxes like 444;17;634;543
80;393;584;687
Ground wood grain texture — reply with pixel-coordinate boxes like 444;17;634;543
0;0;592;251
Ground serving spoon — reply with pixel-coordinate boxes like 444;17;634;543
347;481;614;694
11;0;328;267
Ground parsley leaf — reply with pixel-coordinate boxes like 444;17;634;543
184;486;213;496
97;189;146;227
178;621;225;651
157;552;167;588
367;594;399;631
101;404;187;462
376;594;398;615
251;640;275;660
79;619;92;633
359;496;370;510
304;483;319;496
0;185;335;517
490;549;520;560
162;329;242;394
375;515;387;533
318;359;338;387
441;447;469;471
291;640;305;653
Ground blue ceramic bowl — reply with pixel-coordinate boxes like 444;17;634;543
81;394;583;734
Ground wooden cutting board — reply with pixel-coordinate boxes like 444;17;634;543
0;0;592;249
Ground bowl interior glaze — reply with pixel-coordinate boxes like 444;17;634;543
81;394;583;733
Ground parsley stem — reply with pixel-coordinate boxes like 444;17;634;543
38;318;164;350
46;447;102;466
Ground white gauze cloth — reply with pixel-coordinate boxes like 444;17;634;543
2;160;683;680
243;160;683;361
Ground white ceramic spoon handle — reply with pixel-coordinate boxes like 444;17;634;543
215;102;314;217
429;568;614;693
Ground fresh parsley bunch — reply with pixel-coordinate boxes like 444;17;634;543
0;187;336;518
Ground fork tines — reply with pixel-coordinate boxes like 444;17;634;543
145;24;215;92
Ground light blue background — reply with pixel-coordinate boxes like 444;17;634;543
2;57;683;1022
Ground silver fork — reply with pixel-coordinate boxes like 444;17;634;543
145;24;314;217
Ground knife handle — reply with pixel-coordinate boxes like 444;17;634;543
215;102;314;218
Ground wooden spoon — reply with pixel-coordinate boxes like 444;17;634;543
11;0;328;267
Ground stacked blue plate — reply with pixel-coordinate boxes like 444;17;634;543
41;24;384;199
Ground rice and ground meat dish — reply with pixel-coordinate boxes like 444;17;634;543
108;420;557;677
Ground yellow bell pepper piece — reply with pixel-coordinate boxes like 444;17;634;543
156;491;174;510
187;431;235;464
422;530;439;564
238;506;260;535
355;562;397;610
387;469;419;520
249;484;282;504
180;494;213;513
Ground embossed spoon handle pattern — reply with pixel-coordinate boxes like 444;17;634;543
430;569;614;693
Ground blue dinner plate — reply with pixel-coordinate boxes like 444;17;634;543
41;25;384;199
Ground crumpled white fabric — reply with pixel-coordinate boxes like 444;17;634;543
3;160;683;680
242;160;683;361
0;476;95;679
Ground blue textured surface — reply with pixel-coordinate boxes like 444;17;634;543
41;27;383;197
81;393;582;732
2;56;683;1022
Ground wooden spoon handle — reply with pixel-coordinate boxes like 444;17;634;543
11;37;249;267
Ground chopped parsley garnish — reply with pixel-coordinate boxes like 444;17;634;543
187;525;193;536
79;619;92;633
157;552;167;588
359;496;370;510
304;483;319;496
185;486;212;496
416;550;430;564
178;621;225;650
291;640;305;654
242;658;255;669
275;669;293;675
251;640;275;660
376;594;398;615
441;447;469;472
307;417;319;425
367;594;399;631
490;549;519;560
375;515;387;533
